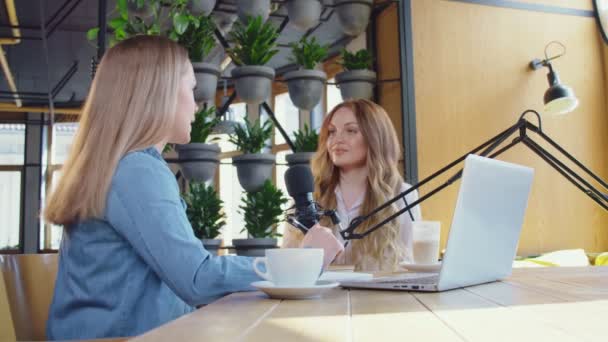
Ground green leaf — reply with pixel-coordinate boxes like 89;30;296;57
173;13;190;35
86;27;99;42
239;180;288;238
184;183;226;239
118;0;128;20
109;17;127;30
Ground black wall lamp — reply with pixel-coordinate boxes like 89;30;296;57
529;41;579;116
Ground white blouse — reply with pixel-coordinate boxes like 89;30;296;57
332;182;422;269
282;182;422;270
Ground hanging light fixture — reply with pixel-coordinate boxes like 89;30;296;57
529;41;579;116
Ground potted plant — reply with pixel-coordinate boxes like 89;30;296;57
228;15;279;105
284;36;328;111
233;179;288;256
188;0;217;16
334;0;373;36
286;0;323;31
236;0;271;23
175;106;221;182
335;48;376;100
184;182;226;255
286;123;319;166
177;14;220;102
87;0;190;46
229;117;275;192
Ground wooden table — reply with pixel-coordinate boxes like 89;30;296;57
130;267;608;341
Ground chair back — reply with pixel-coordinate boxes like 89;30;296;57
0;270;16;342
0;253;58;341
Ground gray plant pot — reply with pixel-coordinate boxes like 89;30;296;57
232;66;275;105
176;143;220;182
193;62;220;102
284;69;326;111
335;69;377;100
236;0;271;23
286;152;315;167
232;153;275;192
286;0;323;31
201;238;222;256
232;238;278;257
334;0;373;36
189;0;217;15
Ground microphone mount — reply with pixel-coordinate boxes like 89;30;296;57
340;109;608;241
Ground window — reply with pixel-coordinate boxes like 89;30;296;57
216;102;247;245
326;77;342;113
0;124;25;251
40;123;78;251
273;92;300;145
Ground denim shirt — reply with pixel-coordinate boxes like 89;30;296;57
47;147;261;340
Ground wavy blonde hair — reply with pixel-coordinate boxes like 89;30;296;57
311;99;406;271
44;35;189;226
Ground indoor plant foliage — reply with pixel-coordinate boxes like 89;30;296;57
233;179;288;256
229;117;276;192
228;15;279;104
334;0;374;36
184;182;226;255
177;13;220;102
176;106;221;182
284;36;328;111
286;123;319;166
335;48;377;100
87;0;192;46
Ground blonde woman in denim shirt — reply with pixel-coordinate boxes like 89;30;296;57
43;36;265;340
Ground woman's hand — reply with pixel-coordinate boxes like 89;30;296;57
299;224;345;269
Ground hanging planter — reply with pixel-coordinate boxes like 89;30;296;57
229;118;275;192
336;69;376;100
236;0;271;23
334;0;373;36
232;153;276;192
231;66;275;105
233;180;287;256
284;36;329;111
284;70;326;111
228;15;279;105
286;0;323;31
176;143;220;182
336;48;376;100
177;15;219;102
193;62;220;102
175;106;221;182
189;0;217;15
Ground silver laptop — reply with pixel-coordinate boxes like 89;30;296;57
341;154;534;292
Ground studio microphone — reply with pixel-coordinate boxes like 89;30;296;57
284;165;339;234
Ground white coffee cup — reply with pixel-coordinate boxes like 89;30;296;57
252;248;324;287
412;221;441;264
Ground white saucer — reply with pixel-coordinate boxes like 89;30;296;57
251;280;340;300
399;261;442;272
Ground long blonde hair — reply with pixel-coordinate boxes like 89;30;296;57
44;35;189;226
312;99;405;271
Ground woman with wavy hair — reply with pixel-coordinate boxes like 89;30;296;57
43;35;264;340
284;99;422;272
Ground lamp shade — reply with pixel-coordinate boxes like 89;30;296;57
543;84;579;116
542;65;579;116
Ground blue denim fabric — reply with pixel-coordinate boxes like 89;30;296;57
47;147;260;340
